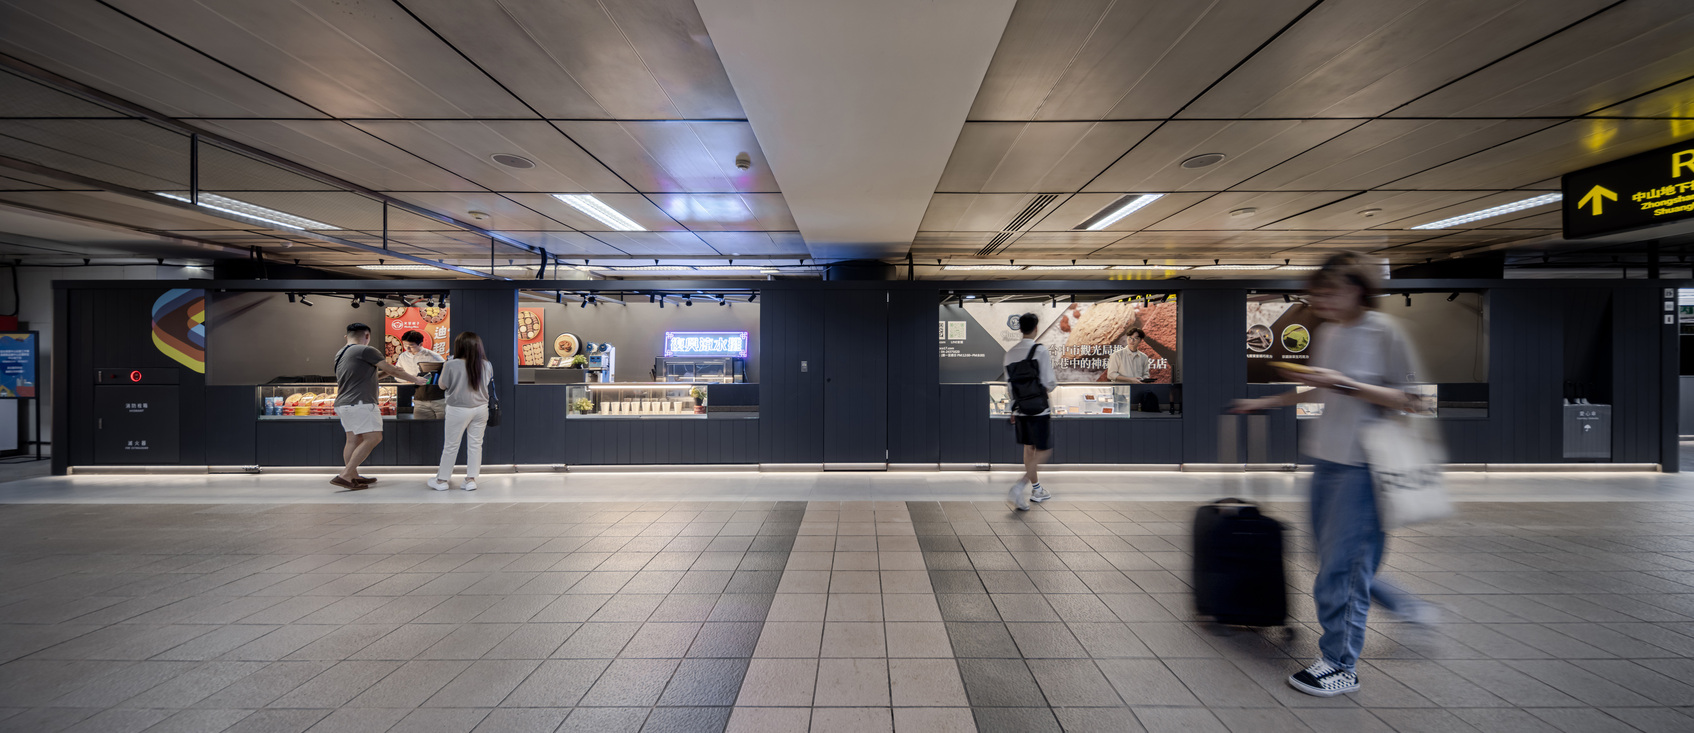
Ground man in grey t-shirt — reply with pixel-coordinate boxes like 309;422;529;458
333;323;425;491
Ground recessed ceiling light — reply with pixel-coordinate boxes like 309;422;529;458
942;264;1024;271
1228;207;1258;218
1076;193;1164;231
1410;193;1562;230
1110;264;1192;270
1181;153;1226;169
156;192;331;231
552;194;645;231
490;153;535;169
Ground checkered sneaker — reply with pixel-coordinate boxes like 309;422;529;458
1288;659;1359;697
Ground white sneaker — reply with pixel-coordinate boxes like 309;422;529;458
427;478;450;491
462;479;478;492
1029;484;1052;503
1007;479;1030;511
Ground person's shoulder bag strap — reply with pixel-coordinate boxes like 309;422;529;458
485;369;502;427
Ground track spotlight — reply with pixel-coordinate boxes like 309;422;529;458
1447;292;1459;302
299;295;313;307
556;291;563;304
287;293;296;304
685;295;693;307
1283;294;1291;303
1404;293;1412;307
579;298;587;308
749;293;757;303
350;300;360;309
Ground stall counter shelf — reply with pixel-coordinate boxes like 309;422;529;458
258;383;402;419
988;383;1178;418
565;383;752;419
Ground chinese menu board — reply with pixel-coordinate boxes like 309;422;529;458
0;333;34;398
939;297;1178;384
383;305;450;364
1246;295;1316;383
516;307;546;365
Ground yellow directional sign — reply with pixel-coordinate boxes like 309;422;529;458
1577;185;1616;215
1564;141;1694;238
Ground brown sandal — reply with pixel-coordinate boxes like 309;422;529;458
355;476;378;484
330;476;366;491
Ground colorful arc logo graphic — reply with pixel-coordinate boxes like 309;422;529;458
151;288;206;373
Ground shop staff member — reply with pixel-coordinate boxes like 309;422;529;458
1108;328;1154;383
397;330;446;419
333;323;426;491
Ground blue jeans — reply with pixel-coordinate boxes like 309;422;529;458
1309;459;1416;671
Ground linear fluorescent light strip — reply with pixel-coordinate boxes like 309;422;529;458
156;192;331;230
943;265;1024;271
1082;193;1164;230
1277;265;1322;271
1196;264;1278;270
592;265;696;271
358;264;447;271
694;265;764;271
552;194;645;231
1410;193;1562;230
1025;265;1109;271
1111;264;1191;270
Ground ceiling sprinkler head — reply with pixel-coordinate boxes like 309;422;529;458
467;210;489;221
1228;207;1257;218
1358;208;1382;218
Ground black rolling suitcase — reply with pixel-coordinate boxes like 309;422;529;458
1193;413;1288;628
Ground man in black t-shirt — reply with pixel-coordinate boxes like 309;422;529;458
334;323;426;491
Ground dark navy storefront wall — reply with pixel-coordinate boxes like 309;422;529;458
52;278;1680;474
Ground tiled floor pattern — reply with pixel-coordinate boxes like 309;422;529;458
0;497;1692;731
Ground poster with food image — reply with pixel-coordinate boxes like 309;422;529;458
1246;295;1316;383
517;308;546;365
384;306;451;365
938;297;1178;384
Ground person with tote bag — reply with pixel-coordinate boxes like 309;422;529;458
1232;252;1446;698
427;332;494;492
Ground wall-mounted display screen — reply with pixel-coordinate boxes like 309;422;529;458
939;295;1178;384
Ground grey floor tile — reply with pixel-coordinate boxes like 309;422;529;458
657;658;747;706
946;621;1021;658
423;659;539;707
468;708;570;733
302;708;409;733
686;622;762;658
973;706;1061;733
223;708;332;733
640;706;730;733
388;707;490;733
580;658;681;707
346;659;470;708
502;658;609;707
1098;659;1202;706
957;658;1048;707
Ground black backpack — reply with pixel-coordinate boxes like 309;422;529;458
1005;343;1050;415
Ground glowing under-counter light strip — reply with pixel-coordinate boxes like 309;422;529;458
156;192;332;230
552;194;645;231
1410;193;1562;229
587;383;696;390
1081;193;1164;230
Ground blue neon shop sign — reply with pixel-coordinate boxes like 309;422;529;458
664;331;749;358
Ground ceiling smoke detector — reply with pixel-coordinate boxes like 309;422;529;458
1358;208;1382;218
467;210;489;221
490;153;535;169
1181;153;1226;169
734;152;751;171
1228;207;1257;218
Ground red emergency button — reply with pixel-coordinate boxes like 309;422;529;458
129;370;142;383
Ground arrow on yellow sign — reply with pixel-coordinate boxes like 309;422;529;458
1578;185;1616;215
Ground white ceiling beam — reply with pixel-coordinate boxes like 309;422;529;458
696;0;1016;259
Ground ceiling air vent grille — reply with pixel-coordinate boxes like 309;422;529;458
975;194;1056;257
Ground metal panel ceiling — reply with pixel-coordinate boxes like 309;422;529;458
1083;120;1362;193
348;121;632;194
936;121;1157;193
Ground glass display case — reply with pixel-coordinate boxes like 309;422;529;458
257;383;398;418
655;357;746;383
565;383;709;419
987;383;1177;418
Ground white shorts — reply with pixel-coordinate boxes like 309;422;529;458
335;403;383;435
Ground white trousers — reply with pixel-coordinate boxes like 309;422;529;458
435;404;489;480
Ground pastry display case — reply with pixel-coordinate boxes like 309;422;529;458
987;383;1177;418
564;383;715;419
258;383;398;418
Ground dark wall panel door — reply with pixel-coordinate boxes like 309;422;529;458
824;289;888;464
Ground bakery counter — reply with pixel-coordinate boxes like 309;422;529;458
986;383;1179;418
940;384;1183;465
512;383;760;465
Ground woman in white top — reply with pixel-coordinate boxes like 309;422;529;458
428;332;493;492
